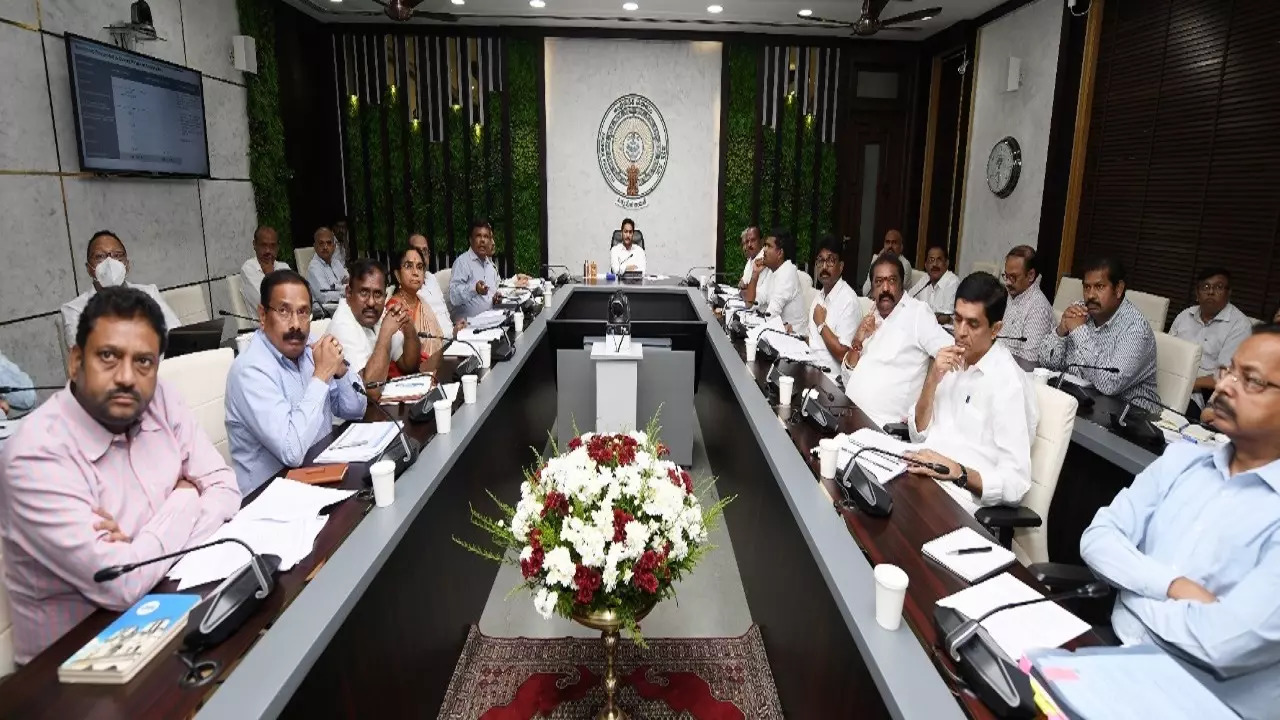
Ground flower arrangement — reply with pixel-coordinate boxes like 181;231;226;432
457;421;731;641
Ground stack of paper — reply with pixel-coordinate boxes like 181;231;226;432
468;309;509;330
458;328;505;343
167;479;356;590
936;573;1090;661
835;428;912;484
313;422;399;463
922;527;1016;582
379;374;435;402
754;329;820;365
444;342;482;359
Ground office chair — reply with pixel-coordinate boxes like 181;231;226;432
609;229;645;248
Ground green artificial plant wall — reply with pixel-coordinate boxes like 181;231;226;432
508;38;543;276
237;0;293;261
722;45;756;279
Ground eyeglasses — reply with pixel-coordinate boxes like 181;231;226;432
266;305;311;322
91;251;127;263
815;255;841;267
1198;283;1228;294
353;287;384;302
1216;365;1280;395
1000;272;1022;283
400;261;425;272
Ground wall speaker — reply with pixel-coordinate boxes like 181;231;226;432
232;35;257;74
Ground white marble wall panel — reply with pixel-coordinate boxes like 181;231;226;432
40;0;187;67
63;177;205;291
182;0;242;84
41;33;82;172
0;175;77;317
0;25;58;172
203;78;251;179
0;0;38;26
0;315;71;395
200;179;257;277
208;276;239;323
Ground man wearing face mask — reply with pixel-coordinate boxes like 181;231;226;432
240;226;291;314
1;287;241;663
901;273;1039;515
60;230;182;349
224;270;367;495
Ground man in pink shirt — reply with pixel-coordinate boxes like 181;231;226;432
0;287;241;664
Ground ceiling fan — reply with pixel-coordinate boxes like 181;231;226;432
798;0;941;36
375;0;460;22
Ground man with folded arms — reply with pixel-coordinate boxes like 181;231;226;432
1080;324;1280;720
0;288;241;664
840;253;953;428
225;270;366;496
329;259;421;394
999;245;1054;363
742;229;807;332
902;273;1038;514
306;227;349;306
807;236;861;377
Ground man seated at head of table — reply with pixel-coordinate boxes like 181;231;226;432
860;229;913;296
225;270;367;496
407;233;466;339
0;287;241;664
807;235;861;377
1169;268;1253;416
306;226;349;306
60;230;182;349
742;228;808;333
449;219;503;322
999;244;1055;364
900;273;1038;514
737;226;763;289
328;259;421;397
1038;257;1157;404
840;253;954;429
907;245;960;324
610;218;647;275
240;226;291;314
1080;324;1280;720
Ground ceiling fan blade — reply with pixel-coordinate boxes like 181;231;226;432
880;7;941;25
798;13;858;27
869;0;893;19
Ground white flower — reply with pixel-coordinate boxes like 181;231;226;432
669;536;690;561
520;545;534;562
628;430;648;445
544;546;576;588
642;479;687;523
561;517;608;568
534;586;559;619
602;542;627;591
623;520;650;556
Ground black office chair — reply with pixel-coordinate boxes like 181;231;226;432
610;229;645;248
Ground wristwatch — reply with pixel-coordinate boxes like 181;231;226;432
816;322;827;336
951;465;969;491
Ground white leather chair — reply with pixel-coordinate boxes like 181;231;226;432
294;247;316;276
0;548;14;676
311;318;332;338
910;268;927;290
226;274;257;331
1155;332;1201;412
436;267;452;297
971;261;1000;277
157;348;234;464
55;314;71;379
857;295;874;318
1053;276;1083;317
1127;289;1169;331
160;284;211;327
796;271;817;323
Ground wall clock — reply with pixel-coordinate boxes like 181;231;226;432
986;136;1022;198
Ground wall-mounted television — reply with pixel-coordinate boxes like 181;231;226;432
65;34;211;178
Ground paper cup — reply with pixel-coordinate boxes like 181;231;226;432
874;564;909;631
370;459;396;508
1032;367;1053;386
513;313;525;335
434;398;453;433
745;341;758;363
778;375;795;405
478;342;492;369
818;438;839;479
461;374;478;404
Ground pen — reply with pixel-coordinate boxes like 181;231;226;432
949;546;993;555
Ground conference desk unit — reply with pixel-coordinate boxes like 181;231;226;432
1;280;1098;720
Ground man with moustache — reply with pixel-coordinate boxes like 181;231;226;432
742;229;807;332
1;288;240;663
61;230;182;348
738;226;763;289
449;219;504;321
841;253;953;428
907;245;960;323
901;273;1038;515
1080;324;1280;720
225;270;367;495
861;229;914;296
1038;257;1157;403
240;226;291;314
328;259;421;394
610;218;646;274
306;227;349;306
1169;268;1253;415
999;245;1054;363
807;236;861;377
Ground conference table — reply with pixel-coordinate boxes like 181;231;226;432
0;278;1101;720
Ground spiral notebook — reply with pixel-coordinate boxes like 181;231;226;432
922;526;1016;583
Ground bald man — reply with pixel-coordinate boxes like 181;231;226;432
861;229;914;296
240;226;290;313
307;227;349;305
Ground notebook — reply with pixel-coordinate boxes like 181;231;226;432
58;594;201;684
922;526;1016;583
285;463;349;485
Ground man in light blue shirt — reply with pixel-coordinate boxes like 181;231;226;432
306;227;349;306
0;352;36;419
1080;324;1280;720
448;219;501;322
225;270;366;495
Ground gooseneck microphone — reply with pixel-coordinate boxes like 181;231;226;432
419;333;482;377
682;265;716;287
0;385;66;393
944;581;1111;660
1050;361;1119;409
218;310;261;324
541;264;573;286
995;334;1027;343
350;381;420;468
94;537;267;585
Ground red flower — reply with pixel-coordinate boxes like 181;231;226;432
530;527;543;549
568;437;583;451
541;491;569;518
585;434;641;466
632;570;659;594
521;547;544;579
574;565;603;605
636;549;660;572
680;470;694;495
612;508;634;543
656;442;670;457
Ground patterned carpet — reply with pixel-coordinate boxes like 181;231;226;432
438;625;783;719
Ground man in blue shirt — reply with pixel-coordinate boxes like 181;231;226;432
225;270;366;495
306;226;349;306
1080;324;1280;720
448;219;502;321
0;352;36;419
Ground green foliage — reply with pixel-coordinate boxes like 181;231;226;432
508;39;543;275
409;121;427;242
722;45;756;279
819;142;837;239
779;95;798;245
428;140;446;245
797;119;817;268
236;0;293;261
365;96;387;256
345;101;366;255
447;107;467;254
387;90;408;249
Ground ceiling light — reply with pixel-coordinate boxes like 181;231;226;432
707;5;723;13
451;0;464;4
623;1;638;9
798;8;812;16
922;14;934;20
530;0;545;7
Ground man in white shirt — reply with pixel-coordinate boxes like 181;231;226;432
60;230;182;348
907;245;960;323
610;218;647;274
1169;268;1254;414
328;259;421;395
240;226;291;313
306;227;349;306
743;229;807;331
841;253;953;428
861;229;913;295
738;226;763;289
999;245;1054;363
807;236;861;376
903;272;1039;515
407;233;464;339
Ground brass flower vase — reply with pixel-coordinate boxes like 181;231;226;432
571;600;657;720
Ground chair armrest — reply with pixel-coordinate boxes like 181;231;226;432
974;505;1042;528
1028;562;1097;590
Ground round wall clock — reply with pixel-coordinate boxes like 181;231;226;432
986;136;1022;198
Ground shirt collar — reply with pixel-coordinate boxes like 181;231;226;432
56;384;159;461
1193;303;1238;326
1210;443;1280;493
821;278;850;300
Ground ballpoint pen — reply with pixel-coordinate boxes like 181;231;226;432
948;546;993;555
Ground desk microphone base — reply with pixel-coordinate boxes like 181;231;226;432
933;606;1036;718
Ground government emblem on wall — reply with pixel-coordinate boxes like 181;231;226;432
597;94;669;210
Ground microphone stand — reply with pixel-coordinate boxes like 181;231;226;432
421;333;482;377
350;381;421;472
0;384;66;393
681;265;716;287
1050;361;1120;409
541;264;573;286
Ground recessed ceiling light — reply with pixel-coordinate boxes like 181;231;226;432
530;0;545;7
451;0;464;4
623;1;638;10
707;4;723;13
798;8;812;16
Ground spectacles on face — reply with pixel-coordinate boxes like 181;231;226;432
400;260;425;272
91;250;127;264
815;254;840;267
1198;283;1228;294
1000;272;1023;284
353;287;384;302
1217;364;1280;395
266;305;311;323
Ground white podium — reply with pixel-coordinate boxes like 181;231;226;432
590;339;643;433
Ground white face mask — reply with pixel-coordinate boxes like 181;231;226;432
94;257;128;288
